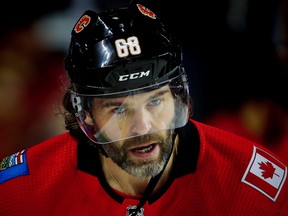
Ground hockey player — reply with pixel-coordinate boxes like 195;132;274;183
0;2;287;215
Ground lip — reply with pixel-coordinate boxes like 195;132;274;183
129;143;159;159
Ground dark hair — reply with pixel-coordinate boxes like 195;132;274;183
62;87;82;137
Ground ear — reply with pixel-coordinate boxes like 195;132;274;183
84;111;94;125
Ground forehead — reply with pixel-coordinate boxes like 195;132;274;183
94;85;171;104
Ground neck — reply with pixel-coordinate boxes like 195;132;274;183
101;136;178;196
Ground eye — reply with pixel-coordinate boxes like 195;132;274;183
114;105;126;114
148;98;162;106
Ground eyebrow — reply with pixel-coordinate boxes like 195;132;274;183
100;89;171;108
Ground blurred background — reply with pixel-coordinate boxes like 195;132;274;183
0;0;287;161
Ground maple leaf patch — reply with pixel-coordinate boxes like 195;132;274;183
258;161;280;179
242;146;287;201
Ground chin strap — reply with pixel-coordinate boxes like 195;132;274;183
97;145;109;158
130;164;166;216
86;139;109;158
130;129;178;216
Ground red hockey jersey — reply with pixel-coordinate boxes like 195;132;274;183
0;119;287;215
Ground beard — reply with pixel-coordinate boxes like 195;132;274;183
100;130;175;178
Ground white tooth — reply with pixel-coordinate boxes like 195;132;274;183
135;145;152;153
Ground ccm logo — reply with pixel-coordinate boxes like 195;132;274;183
119;70;150;81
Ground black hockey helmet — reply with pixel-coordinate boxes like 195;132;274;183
65;3;184;96
64;3;190;144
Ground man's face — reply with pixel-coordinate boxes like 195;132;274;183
86;85;176;177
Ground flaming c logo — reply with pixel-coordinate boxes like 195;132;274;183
136;4;156;19
74;15;91;33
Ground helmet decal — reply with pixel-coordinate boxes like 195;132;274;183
136;4;156;19
115;36;142;58
118;70;150;82
74;15;91;33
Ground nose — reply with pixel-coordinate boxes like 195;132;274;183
130;108;152;135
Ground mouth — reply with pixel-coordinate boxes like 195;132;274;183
129;143;159;159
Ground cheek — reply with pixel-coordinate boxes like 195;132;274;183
101;140;123;156
89;107;112;128
155;101;175;124
95;114;126;139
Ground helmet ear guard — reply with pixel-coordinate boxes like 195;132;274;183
71;93;83;114
70;92;95;139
